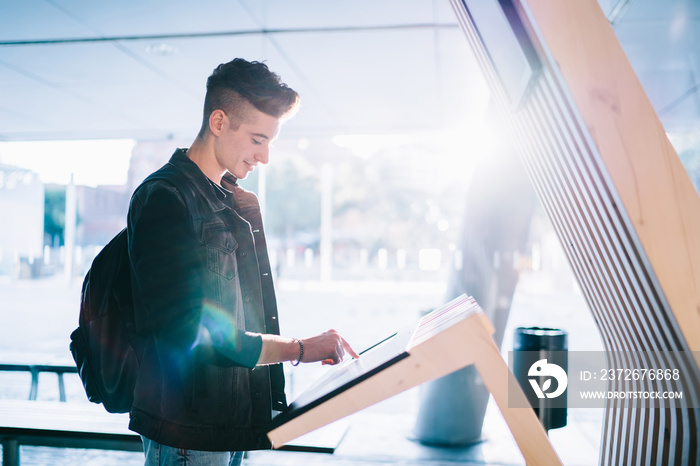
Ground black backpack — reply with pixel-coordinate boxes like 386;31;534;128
69;168;192;413
69;227;139;413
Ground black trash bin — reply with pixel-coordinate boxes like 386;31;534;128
512;327;568;431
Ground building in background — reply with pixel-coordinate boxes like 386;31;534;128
75;184;129;247
0;163;44;277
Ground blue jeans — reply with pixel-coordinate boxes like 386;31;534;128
141;436;243;466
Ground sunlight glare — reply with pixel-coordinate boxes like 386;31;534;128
0;139;136;187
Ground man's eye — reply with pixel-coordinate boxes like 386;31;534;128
252;139;262;145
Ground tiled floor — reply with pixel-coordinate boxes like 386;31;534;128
245;387;603;466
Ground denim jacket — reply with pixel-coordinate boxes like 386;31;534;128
127;148;286;451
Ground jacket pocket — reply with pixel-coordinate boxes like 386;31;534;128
203;223;238;280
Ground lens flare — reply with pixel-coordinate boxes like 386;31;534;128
191;301;239;352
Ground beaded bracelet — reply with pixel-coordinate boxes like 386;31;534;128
291;339;304;366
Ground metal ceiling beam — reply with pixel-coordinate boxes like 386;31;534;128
0;23;460;47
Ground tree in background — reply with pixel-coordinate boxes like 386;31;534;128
240;139;471;273
44;186;66;247
240;152;321;250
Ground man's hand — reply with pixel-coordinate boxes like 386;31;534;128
257;330;359;366
301;329;360;365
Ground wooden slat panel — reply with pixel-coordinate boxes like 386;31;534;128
449;0;700;464
526;0;700;350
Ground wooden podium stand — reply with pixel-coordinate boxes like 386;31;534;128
267;294;562;465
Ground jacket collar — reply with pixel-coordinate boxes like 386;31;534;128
167;148;229;213
221;173;239;190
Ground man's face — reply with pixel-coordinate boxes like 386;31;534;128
215;107;281;180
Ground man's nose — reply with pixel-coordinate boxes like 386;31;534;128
255;145;270;164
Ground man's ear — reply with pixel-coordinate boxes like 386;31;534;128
209;109;226;136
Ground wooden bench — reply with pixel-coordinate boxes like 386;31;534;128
0;399;141;466
0;397;348;465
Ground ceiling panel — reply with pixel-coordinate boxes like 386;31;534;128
614;0;700;22
240;0;454;29
271;29;443;131
0;0;697;142
0;0;260;40
611;0;700;130
0;0;96;41
114;35;267;95
0;42;153;87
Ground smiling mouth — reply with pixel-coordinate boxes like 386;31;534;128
245;161;257;170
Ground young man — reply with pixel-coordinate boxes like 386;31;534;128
127;58;359;466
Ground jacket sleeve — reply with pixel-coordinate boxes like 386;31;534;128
128;182;261;368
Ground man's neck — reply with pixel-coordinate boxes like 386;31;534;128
187;137;225;186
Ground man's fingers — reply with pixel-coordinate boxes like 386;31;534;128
342;337;360;359
300;329;358;365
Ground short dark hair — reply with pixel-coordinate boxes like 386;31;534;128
198;58;299;137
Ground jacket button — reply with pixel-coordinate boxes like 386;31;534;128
245;296;251;303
